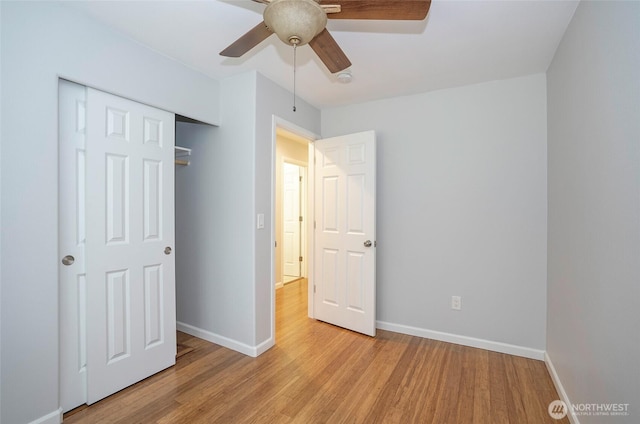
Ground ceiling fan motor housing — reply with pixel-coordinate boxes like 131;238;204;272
264;0;327;46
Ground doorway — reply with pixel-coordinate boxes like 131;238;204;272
271;120;377;343
275;127;310;289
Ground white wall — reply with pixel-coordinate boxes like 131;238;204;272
0;2;220;423
174;72;256;352
255;73;321;346
174;71;320;355
546;1;640;423
322;74;548;355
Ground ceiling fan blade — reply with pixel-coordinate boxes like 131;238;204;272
320;0;431;20
220;22;272;57
309;29;352;73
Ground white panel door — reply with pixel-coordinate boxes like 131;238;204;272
85;88;176;404
59;80;88;411
313;131;376;336
283;162;301;277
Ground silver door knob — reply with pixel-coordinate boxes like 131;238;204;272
164;247;172;255
364;240;372;248
62;255;75;266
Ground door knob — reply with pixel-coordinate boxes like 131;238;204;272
62;255;75;266
364;240;372;248
164;247;172;255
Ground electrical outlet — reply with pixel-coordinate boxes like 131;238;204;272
451;296;462;311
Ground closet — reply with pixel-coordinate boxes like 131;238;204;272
58;80;184;411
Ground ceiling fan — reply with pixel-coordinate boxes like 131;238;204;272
220;0;432;74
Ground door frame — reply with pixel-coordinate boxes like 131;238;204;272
271;116;319;341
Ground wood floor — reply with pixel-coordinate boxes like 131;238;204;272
65;279;567;423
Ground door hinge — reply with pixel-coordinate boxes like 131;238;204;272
275;240;278;248
314;285;316;294
314;221;316;230
299;216;303;222
299;176;302;182
299;256;303;262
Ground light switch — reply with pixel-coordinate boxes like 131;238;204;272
257;213;264;229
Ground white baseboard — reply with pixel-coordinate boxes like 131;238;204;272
254;335;275;356
376;320;545;360
545;352;580;424
275;281;283;289
177;321;274;358
29;408;62;424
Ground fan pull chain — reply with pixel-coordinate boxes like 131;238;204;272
292;43;297;112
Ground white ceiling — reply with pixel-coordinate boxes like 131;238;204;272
64;0;579;109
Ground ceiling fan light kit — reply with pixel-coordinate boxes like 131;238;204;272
264;0;327;46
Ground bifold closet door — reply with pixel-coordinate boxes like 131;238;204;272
59;81;177;409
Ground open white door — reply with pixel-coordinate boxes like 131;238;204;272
283;162;302;278
85;88;176;404
313;131;376;336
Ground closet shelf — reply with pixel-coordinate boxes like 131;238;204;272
175;146;191;166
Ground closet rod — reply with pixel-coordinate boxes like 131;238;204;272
175;159;190;166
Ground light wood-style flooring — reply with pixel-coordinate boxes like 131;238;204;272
65;279;567;423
